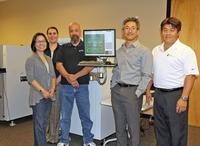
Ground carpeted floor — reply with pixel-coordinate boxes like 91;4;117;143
0;116;199;146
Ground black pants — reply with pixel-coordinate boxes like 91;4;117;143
154;89;188;146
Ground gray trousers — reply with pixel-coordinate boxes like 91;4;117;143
46;85;60;143
154;88;188;146
111;84;143;146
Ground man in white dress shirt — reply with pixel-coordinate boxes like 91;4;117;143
146;17;199;146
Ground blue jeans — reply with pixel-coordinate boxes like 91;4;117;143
59;84;94;144
32;98;52;146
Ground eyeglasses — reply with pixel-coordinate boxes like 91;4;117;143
124;26;138;31
36;40;47;44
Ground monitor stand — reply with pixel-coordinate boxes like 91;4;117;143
97;57;113;65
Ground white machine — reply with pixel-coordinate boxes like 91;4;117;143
0;45;32;123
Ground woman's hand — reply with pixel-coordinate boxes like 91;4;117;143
49;88;55;97
41;89;50;99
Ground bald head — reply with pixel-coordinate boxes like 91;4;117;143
69;22;81;30
68;22;81;45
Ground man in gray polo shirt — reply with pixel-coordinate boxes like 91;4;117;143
111;17;153;146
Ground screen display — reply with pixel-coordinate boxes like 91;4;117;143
83;29;116;57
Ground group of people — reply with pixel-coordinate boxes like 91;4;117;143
25;22;95;146
25;16;199;146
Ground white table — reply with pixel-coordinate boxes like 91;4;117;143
101;98;117;146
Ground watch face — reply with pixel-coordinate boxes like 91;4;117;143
182;96;188;101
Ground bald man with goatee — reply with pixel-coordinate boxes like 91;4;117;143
56;22;96;146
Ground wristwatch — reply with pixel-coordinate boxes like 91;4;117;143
181;96;189;101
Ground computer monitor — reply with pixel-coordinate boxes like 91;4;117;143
83;29;116;57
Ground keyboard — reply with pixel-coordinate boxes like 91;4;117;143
79;61;104;65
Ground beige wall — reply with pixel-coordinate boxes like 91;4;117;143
0;0;166;48
172;0;200;127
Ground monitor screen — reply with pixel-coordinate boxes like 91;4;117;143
83;29;116;57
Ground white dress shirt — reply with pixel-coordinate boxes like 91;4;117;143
152;39;199;89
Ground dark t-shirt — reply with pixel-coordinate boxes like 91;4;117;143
44;43;60;78
56;40;96;85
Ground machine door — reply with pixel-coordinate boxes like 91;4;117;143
0;74;4;120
